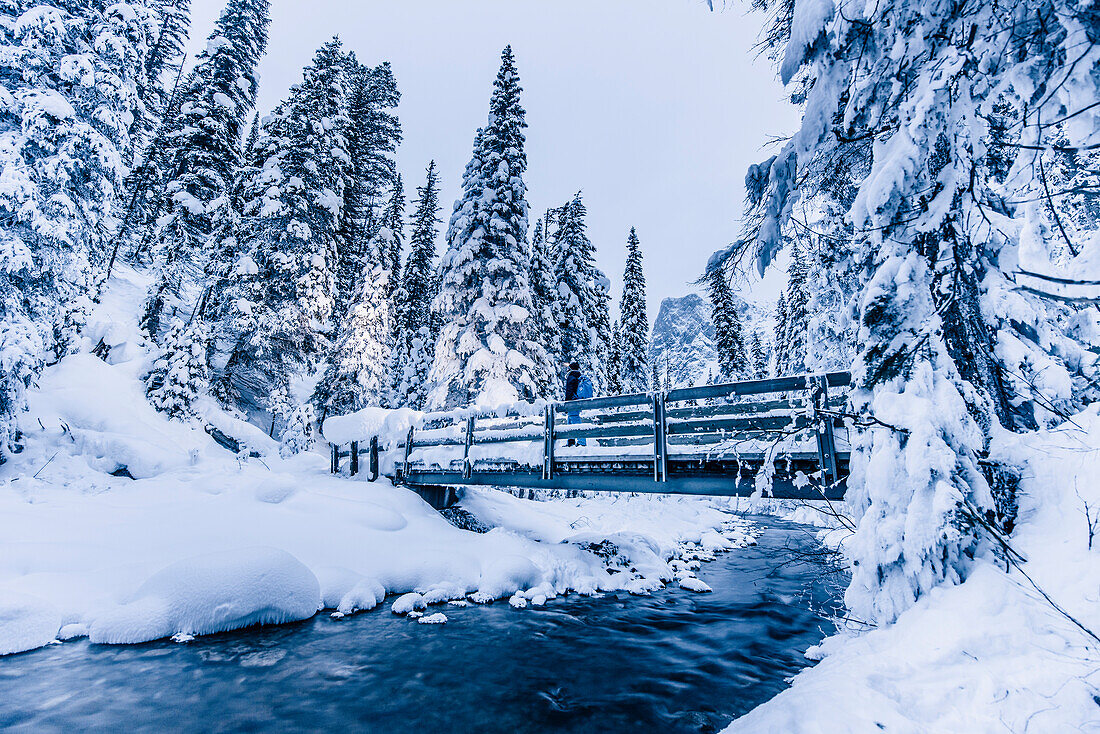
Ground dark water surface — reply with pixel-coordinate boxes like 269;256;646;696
0;517;841;733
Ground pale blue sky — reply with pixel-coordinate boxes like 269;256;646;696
185;0;797;319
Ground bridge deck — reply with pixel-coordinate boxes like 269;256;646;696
330;372;853;504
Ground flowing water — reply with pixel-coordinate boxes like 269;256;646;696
0;517;843;733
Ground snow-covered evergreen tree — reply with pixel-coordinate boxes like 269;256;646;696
552;193;602;385
734;0;1100;625
279;401;315;457
427;47;552;409
140;0;269;340
528;216;560;372
606;320;623;395
138;0;191;139
391;161;441;410
618;227;649;392
778;243;808;375
148;318;209;420
213;37;350;410
314;232;392;418
750;330;768;379
708;265;747;381
0;0;157;459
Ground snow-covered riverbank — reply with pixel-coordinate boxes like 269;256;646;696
0;343;756;655
727;407;1100;733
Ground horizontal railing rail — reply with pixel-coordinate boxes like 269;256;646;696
329;371;852;499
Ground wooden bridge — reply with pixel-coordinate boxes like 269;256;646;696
329;372;852;507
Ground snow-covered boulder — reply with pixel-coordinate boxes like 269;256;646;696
88;548;321;644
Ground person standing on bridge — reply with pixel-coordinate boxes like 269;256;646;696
564;361;593;447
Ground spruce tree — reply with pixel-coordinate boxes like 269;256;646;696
606;320;624;395
141;0;270;340
618;227;650;392
139;0;192;138
391;161;441;409
0;0;155;459
314;231;392;418
751;330;768;379
280;401;315;457
708;265;747;381
773;292;788;376
553;193;602;384
383;173;405;292
427;47;552;409
148;318;209;420
780;243;808;375
528;217;560;371
215;37;350;409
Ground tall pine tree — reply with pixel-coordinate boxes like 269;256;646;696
708;265;747;381
140;0;270;340
618;227;649;392
428;47;552;409
552;193;602;386
213;37;350;411
391;161;441;409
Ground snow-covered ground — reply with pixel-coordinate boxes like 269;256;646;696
0;267;758;655
726;407;1100;732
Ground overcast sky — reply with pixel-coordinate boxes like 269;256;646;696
186;0;798;321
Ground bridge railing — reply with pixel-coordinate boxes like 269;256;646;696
329;371;852;499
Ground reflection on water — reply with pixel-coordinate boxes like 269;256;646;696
0;517;843;733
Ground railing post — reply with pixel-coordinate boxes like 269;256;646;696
368;435;379;482
401;426;415;483
462;415;476;479
331;443;339;474
812;375;839;486
349;441;359;476
653;393;667;482
543;404;555;480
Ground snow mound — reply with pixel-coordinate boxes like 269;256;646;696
88;548;321;644
417;612;448;625
0;592;62;655
678;577;713;593
390;592;426;615
474;554;542;600
316;567;386;615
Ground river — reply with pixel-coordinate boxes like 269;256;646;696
0;517;843;733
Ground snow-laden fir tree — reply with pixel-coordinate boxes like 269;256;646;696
0;0;156;460
382;174;405;292
618;227;650;392
137;0;191;142
731;0;1100;624
772;293;788;376
590;269;613;394
279;400;315;457
390;161;441;410
528;216;561;373
140;0;269;340
333;55;400;316
605;320;623;395
552;193;603;385
314;229;393;418
708;264;748;381
212;37;350;411
750;330;768;379
148;318;209;420
777;242;808;375
428;46;553;409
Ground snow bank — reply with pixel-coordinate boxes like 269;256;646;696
725;406;1100;732
0;592;62;656
89;548;321;644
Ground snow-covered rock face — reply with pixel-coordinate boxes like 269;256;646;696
649;292;767;388
649;294;718;388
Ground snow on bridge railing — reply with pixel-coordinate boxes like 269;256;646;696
324;372;853;500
